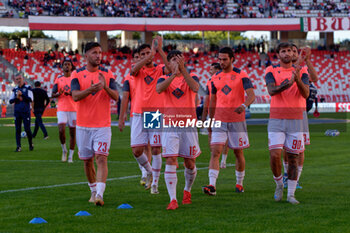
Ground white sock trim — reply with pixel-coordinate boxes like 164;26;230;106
209;169;219;187
88;182;97;192
96;182;106;198
61;144;67;152
184;166;197;192
235;170;245;186
135;153;152;173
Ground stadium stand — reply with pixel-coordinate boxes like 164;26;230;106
1;48;349;103
180;0;229;18
1;0;348;18
7;0;97;17
99;0;179;17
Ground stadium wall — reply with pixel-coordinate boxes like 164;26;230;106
28;16;301;31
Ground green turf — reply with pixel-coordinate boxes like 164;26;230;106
0;118;349;233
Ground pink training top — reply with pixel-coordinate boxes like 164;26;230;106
132;64;165;114
211;68;253;122
54;75;76;112
71;66;117;128
265;65;309;120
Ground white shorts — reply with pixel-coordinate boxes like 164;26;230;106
268;119;305;154
57;111;76;127
130;114;162;147
302;111;310;145
162;127;201;159
76;126;111;160
211;121;250;149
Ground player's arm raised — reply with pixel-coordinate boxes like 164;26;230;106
130;42;156;76
177;55;199;92
156;59;178;93
293;67;309;99
155;36;171;75
156;73;176;94
303;47;318;82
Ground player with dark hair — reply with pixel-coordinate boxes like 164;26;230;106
202;62;230;168
203;47;255;195
265;42;309;204
282;44;319;189
119;48;152;186
9;74;34;152
129;36;171;194
71;42;119;206
157;50;200;210
31;81;50;139
119;48;139;133
52;57;77;163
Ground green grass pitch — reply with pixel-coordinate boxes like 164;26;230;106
0;115;349;233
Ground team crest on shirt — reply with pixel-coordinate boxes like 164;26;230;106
230;74;236;80
221;85;232;95
172;88;184;99
84;75;87;78
144;75;154;85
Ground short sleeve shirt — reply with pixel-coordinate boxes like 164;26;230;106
71;66;116;128
132;64;165;113
53;75;76;112
158;73;199;123
264;65;309;119
211;68;253;122
122;74;136;116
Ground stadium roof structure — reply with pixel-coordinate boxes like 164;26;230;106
28;16;301;31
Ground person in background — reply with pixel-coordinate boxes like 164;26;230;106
32;81;50;139
9;74;34;152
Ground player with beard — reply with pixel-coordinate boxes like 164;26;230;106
265;42;309;204
202;62;231;169
202;47;255;196
129;36;171;194
71;42;119;206
282;44;318;189
119;48;152;186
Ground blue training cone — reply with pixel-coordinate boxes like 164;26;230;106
117;203;133;209
75;211;91;216
29;217;47;224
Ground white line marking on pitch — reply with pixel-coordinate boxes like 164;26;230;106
0;160;211;165
0;164;234;194
0;159;137;164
